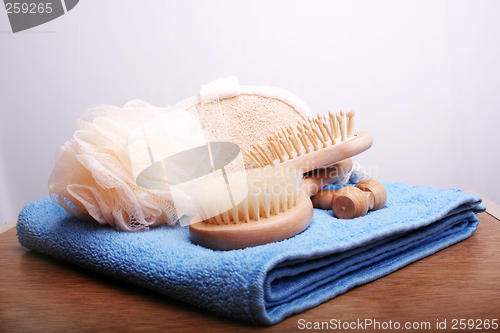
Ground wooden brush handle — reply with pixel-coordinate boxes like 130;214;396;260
281;131;373;173
302;158;353;197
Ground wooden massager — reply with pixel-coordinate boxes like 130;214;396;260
311;179;387;219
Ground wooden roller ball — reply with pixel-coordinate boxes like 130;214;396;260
354;179;387;211
310;179;387;219
310;190;336;210
332;187;374;219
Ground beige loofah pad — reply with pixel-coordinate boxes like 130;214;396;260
174;77;313;169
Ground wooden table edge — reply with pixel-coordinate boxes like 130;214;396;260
464;190;500;220
0;218;17;235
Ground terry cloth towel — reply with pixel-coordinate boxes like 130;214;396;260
17;182;485;325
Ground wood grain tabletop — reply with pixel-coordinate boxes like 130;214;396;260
1;212;499;332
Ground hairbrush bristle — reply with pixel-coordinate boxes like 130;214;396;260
186;167;303;225
245;110;357;168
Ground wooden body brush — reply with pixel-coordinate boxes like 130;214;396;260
189;167;312;250
244;109;373;173
189;159;354;250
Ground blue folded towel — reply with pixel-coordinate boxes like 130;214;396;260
17;182;485;325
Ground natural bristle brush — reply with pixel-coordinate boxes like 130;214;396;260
188;166;314;250
244;109;372;173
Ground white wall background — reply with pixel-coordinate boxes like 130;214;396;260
0;0;499;224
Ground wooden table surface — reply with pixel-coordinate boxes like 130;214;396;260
1;212;499;332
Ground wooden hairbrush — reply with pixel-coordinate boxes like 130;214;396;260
244;109;372;173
